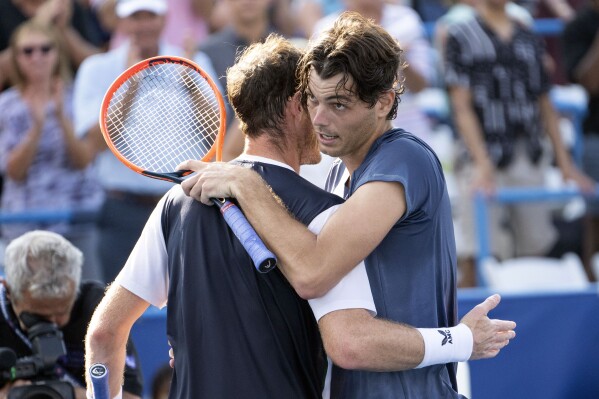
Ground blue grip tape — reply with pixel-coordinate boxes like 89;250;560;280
217;199;277;273
89;363;110;399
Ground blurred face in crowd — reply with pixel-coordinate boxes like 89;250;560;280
12;0;47;17
121;11;166;53
483;0;510;11
13;28;59;84
225;0;272;24
344;0;385;11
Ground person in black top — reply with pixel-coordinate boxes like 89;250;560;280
0;230;143;399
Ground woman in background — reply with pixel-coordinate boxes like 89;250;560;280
0;20;103;281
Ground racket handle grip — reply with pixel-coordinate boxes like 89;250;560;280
214;199;277;273
88;363;110;399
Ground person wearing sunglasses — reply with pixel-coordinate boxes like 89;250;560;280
0;20;104;282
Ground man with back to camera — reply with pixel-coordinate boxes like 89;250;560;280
0;230;142;399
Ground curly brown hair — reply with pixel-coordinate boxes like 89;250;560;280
297;11;406;120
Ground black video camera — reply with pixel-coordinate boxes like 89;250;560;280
0;312;75;399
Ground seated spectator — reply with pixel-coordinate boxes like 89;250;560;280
0;20;103;281
0;230;143;399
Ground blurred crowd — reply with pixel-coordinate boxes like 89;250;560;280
0;0;598;288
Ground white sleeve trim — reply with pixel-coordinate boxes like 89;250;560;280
115;197;169;309
306;205;377;321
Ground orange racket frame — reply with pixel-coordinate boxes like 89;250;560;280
99;55;226;180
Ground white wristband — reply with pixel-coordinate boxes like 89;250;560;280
415;323;473;368
86;387;123;399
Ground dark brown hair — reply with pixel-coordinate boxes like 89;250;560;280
297;11;406;120
226;34;302;139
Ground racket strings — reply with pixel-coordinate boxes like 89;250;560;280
105;62;221;172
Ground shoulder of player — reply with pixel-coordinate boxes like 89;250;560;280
375;130;432;157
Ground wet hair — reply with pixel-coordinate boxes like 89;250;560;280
297;11;406;120
226;33;302;139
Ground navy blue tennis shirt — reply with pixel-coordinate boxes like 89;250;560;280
327;129;462;399
162;161;344;398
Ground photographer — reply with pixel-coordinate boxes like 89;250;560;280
0;231;143;399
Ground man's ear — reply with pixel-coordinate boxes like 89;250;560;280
377;90;395;118
290;92;303;114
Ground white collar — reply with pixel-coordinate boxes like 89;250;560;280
233;154;295;172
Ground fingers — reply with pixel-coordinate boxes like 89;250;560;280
492;318;517;332
180;172;199;196
180;173;214;205
175;160;245;204
177;160;214;204
168;346;175;368
176;159;208;172
470;321;516;360
476;294;501;315
460;294;501;328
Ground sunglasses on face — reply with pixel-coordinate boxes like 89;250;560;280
19;43;55;57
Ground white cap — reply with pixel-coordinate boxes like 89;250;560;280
116;0;168;18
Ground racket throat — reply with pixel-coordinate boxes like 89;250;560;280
143;170;189;184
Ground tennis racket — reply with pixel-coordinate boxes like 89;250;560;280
99;56;277;273
88;363;109;399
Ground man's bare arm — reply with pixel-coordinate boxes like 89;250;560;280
320;295;516;371
178;160;405;298
85;284;148;398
